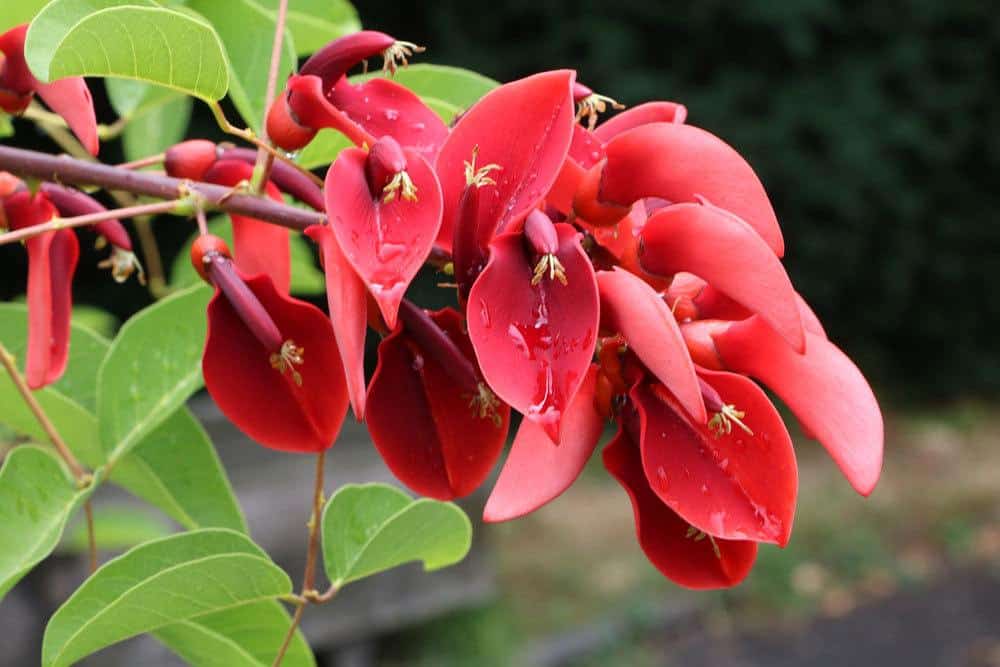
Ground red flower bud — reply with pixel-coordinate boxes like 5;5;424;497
164;140;220;181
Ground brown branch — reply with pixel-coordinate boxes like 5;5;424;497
0;199;184;246
254;0;291;195
0;145;326;231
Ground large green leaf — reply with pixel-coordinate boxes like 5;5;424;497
295;128;353;171
254;0;359;56
154;600;315;667
321;483;472;587
0;446;94;599
120;86;194;161
41;529;292;667
97;283;211;462
0;0;48;33
0;113;13;138
169;216;325;294
187;0;296;131
59;505;173;554
25;2;229;102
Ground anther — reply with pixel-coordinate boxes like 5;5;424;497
382;169;418;203
685;525;722;559
699;375;754;438
573;83;625;131
468;382;503;427
531;253;568;286
269;339;305;387
464;146;501;188
97;246;146;285
382;40;425;75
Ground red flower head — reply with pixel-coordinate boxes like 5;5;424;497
0;24;98;155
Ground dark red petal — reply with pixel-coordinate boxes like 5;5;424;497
435;70;577;252
299;30;396;91
597;268;706;423
38;183;132;250
468;224;599;443
634;372;797;546
593;101;687;142
484;365;604;522
305;224;368;420
596;122;784;256
323;145;442;329
366;308;511;499
641;202;805;353
203;273;348;453
203;160;291;294
713;316;883;496
327;77;449;162
603;426;757;589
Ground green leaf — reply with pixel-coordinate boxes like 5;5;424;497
70;304;119;341
0;302;110;411
187;0;296;131
26;3;229;102
97;283;211;462
42;528;292;667
254;0;359;56
0;0;48;33
321;483;472;587
59;505;173;554
0;446;94;599
118;407;247;533
124;89;194;161
0;113;13;138
295;128;354;171
154;600;315;667
169;216;325;294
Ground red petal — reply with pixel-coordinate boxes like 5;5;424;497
603;426;757;589
203;160;291;293
36;78;99;156
305;225;368;420
713;316;883;495
597;122;784;256
597;268;706;424
641;202;805;353
323;146;442;329
634;374;797;545
286;74;374;147
203;273;348;452
366;308;510;499
435;70;577;251
796;292;828;338
484;365;604;522
593;101;687;142
327;77;449;162
468;224;599;443
24;228;78;389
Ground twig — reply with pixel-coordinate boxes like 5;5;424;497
118;153;165;170
83;502;97;573
0;199;185;246
254;0;289;194
272;449;327;667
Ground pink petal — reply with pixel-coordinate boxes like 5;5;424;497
593;101;687;142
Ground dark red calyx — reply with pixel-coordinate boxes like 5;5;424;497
300;31;397;91
217;146;324;211
164;140;220;180
523;210;567;286
365;136;414;202
266;90;319;152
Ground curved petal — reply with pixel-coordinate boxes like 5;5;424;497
641;202;805;352
597;268;706;423
595;122;784;255
468;224;599;443
484;365;604;522
36;77;99;156
305;225;368;420
796;292;828;338
323;145;443;329
366;308;511;500
328;77;449;161
593;101;687;142
435;70;577;251
713;316;883;496
203;160;291;293
286;74;374;147
633;376;797;546
603;426;757;589
203;273;348;453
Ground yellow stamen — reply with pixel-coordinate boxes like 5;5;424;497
685;525;722;559
464;145;502;188
468;382;503;427
382;170;418;203
270;339;305;386
576;93;626;132
97;247;146;285
708;404;754;438
382;40;425;76
531;253;568;286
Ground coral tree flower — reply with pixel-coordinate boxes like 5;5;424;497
0;24;99;155
192;234;348;453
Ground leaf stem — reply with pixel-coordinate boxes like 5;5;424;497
118;153;166;170
83;501;97;573
272;449;327;667
253;0;290;195
0;199;186;246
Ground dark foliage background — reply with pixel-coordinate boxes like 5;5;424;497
3;0;997;400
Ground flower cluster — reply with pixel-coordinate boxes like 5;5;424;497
5;26;884;589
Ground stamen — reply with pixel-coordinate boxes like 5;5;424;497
531;253;568;286
269;339;305;386
463;146;502;188
685;526;722;559
382;170;418;203
468;382;503;427
97;246;146;285
381;40;425;76
708;404;754;438
576;93;626;132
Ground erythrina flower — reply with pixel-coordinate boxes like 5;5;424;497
0;24;98;155
192;234;348;453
